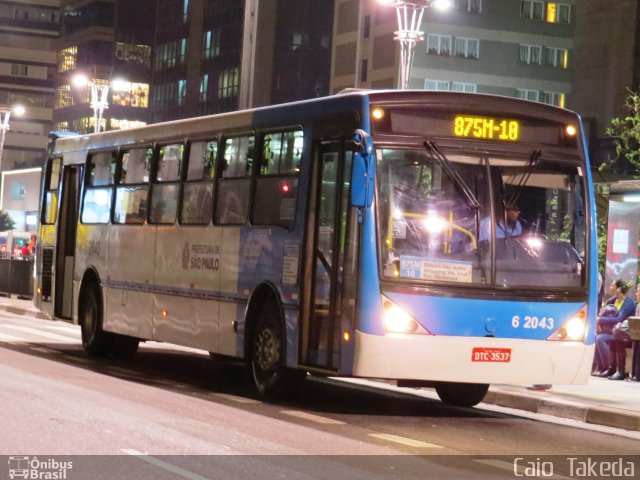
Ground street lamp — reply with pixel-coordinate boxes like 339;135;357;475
0;104;26;174
379;0;451;89
72;73;109;133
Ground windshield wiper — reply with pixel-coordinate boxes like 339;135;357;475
505;150;542;208
424;140;480;209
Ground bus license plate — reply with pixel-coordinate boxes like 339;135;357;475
471;347;511;363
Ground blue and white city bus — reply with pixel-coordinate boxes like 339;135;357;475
35;90;596;407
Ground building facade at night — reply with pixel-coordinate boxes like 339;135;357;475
151;0;334;123
331;0;574;108
53;0;156;134
0;0;58;171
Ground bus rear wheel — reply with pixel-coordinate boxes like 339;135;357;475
250;305;303;399
80;285;114;357
435;382;489;408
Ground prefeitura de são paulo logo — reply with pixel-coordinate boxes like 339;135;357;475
8;456;73;479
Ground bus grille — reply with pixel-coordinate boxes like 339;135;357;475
41;247;53;300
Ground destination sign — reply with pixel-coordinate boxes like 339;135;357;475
453;115;520;141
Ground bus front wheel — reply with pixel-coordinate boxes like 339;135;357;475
250;306;303;398
435;382;489;408
80;285;113;357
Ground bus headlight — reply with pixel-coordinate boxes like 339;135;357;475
381;295;429;334
547;307;587;341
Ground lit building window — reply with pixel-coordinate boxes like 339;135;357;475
111;119;147;130
200;74;209;102
218;68;239;98
57;46;77;72
203;30;221;59
424;79;450;91
520;0;544;20
541;91;565;108
115;42;151;67
546;3;571;24
55;85;73;108
519;44;542;65
516;88;539;102
454;37;479;58
178;79;187;106
544;47;568;68
112;82;149;108
427;34;452;55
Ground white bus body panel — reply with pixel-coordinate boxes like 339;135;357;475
152;226;222;351
353;331;593;385
105;226;155;339
219;227;242;357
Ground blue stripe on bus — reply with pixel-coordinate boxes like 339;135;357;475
383;290;587;342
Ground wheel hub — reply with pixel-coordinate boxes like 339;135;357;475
256;328;280;371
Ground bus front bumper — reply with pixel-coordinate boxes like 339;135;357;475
352;331;594;385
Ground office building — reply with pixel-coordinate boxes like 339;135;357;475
331;0;574;108
0;0;59;171
53;0;155;134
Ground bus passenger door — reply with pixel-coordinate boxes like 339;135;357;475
54;165;81;319
303;141;353;371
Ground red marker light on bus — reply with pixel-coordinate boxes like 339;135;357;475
280;182;290;194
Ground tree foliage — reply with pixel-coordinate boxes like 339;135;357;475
607;89;640;172
0;210;15;232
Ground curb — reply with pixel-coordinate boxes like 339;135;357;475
484;389;640;432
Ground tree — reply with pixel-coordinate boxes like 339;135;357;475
607;89;640;172
0;210;15;232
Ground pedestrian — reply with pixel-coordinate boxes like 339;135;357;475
593;279;635;379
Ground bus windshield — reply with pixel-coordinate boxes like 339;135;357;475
377;145;586;289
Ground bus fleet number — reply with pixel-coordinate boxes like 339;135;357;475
511;315;555;330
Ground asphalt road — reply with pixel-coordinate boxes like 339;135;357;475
1;309;639;479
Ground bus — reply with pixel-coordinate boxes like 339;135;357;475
34;90;596;407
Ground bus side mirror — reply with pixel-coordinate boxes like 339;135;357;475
351;129;375;208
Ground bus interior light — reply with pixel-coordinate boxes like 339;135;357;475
422;214;447;234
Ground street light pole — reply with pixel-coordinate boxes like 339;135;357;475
379;0;450;90
89;81;109;134
73;74;109;133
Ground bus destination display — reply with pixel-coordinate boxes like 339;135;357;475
453;115;520;141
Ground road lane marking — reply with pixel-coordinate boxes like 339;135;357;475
281;410;345;425
29;346;55;354
0;331;24;342
368;433;443;449
3;325;77;343
211;392;260;404
122;449;209;480
475;459;574;480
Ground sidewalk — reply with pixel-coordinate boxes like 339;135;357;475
1;295;639;432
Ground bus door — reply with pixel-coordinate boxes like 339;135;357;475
302;140;355;371
54;164;81;319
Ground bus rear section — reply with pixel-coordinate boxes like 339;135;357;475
346;93;596;406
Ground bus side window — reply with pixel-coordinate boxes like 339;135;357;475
180;139;216;225
252;129;302;229
42;157;62;225
113;146;152;224
215;135;254;225
81;150;116;224
150;143;184;224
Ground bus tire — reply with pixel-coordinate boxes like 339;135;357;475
80;284;113;357
435;382;489;408
250;305;303;399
